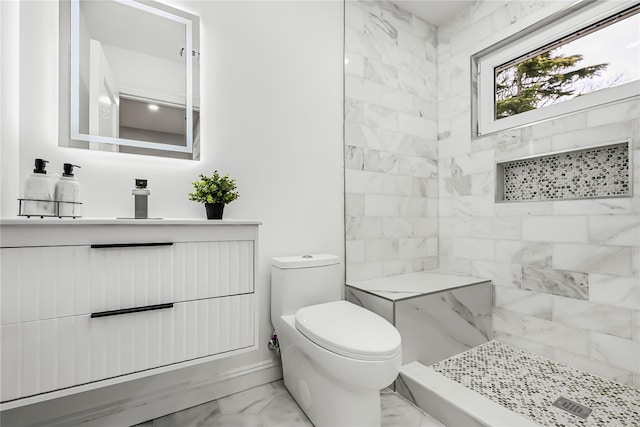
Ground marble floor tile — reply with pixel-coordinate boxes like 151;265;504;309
217;383;278;414
259;394;313;427
133;379;441;427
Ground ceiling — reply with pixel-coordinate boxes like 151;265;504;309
394;0;475;27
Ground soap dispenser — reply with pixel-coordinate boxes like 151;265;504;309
22;158;56;216
54;163;82;217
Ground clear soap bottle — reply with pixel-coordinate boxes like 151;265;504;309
23;158;56;216
54;163;82;217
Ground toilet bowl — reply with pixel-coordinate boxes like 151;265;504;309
271;255;402;427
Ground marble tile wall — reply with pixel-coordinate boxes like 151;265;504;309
395;283;492;365
345;0;439;281
437;0;640;388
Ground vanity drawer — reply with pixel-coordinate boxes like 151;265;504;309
1;240;254;324
0;293;255;402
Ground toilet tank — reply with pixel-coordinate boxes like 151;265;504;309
271;254;342;318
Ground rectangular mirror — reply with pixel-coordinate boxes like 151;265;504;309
59;0;200;160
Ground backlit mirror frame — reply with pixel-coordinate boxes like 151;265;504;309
67;0;197;155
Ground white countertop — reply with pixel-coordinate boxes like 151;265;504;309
347;270;491;301
0;218;262;226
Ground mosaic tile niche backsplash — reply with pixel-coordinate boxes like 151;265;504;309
498;142;630;202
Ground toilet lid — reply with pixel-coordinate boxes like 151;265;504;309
295;301;401;361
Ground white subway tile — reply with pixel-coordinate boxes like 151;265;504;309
471;261;522;288
346;240;366;264
527;112;587;140
365;239;399;262
382;217;414;238
399;237;431;258
344;75;382;104
590;332;640;374
364;57;398;88
551;349;634;387
522;266;588;300
345;217;382;240
345;169;382;194
345;98;364;123
553;296;633;339
344;2;365;30
470;172;494;196
495;240;552;267
413;217;438;237
438;135;472;159
472;216;521;240
495;201;554;216
364;194;401;217
553;198;633;215
439;256;473;274
398;70;429;99
346;262;384;282
450;238;495;261
493;331;556;359
589;215;640;246
522;216;588;243
364;104;398;131
411;14;435;39
344;50;365;78
397;28;428;58
553;244;632;276
444;150;495;177
345;145;364;171
440;217;472;237
586;99;640;128
493;308;589;355
345;194;364;217
439;195;495;217
344;122;366;148
380;87;414;113
494;287;553;319
398;113;430;138
399;197;428;217
550;122;633;152
495;136;551;162
589;273;639;310
380;173;413;196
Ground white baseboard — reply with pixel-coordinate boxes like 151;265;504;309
1;359;283;427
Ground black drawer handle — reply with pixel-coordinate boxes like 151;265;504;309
90;242;173;249
91;303;174;318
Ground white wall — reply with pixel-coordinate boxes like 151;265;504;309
1;0;344;424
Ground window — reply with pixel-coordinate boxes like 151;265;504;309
474;1;640;136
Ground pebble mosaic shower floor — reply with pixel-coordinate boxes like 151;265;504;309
431;340;640;427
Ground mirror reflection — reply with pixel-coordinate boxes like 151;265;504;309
60;0;200;160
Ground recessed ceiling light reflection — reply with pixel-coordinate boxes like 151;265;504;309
148;104;159;111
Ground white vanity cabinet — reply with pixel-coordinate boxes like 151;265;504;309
0;219;260;406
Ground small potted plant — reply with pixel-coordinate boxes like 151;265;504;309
188;171;239;219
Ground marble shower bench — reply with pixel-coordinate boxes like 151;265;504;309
346;270;492;365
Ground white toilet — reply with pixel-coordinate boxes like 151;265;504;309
271;254;402;427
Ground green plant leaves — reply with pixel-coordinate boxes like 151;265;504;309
188;171;239;205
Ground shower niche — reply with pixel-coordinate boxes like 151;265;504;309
496;140;631;202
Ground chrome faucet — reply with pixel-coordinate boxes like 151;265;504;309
132;179;150;219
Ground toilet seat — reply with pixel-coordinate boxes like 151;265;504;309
295;300;401;361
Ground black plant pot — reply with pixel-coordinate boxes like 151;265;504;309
205;203;224;220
